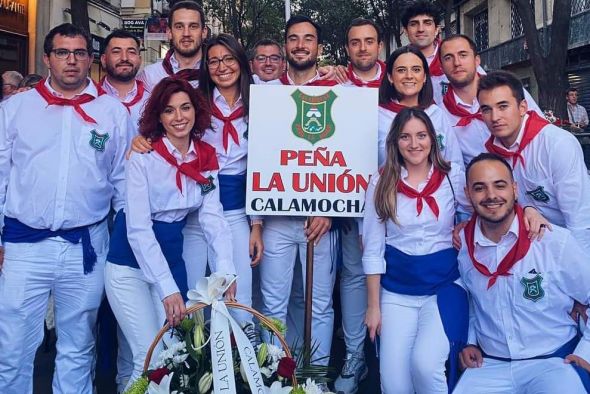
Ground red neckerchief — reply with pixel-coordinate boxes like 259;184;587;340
151;138;219;193
442;85;483;126
35;78;105;124
485;111;548;168
346;60;386;88
379;101;408;114
396;167;445;219
279;72;339;86
464;204;531;289
428;39;444;77
210;101;245;152
162;49;201;81
101;78;145;113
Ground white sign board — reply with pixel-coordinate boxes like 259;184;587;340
246;85;378;217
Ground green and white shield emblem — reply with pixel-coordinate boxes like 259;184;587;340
291;89;337;144
526;186;550;203
520;274;545;302
200;175;216;195
89;129;110;152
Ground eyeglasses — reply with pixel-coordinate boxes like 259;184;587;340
51;48;90;60
207;55;237;69
253;54;283;64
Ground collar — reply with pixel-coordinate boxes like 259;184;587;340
213;87;243;110
101;77;138;102
426;41;439;64
286;70;321;85
45;77;97;99
169;51;201;73
400;164;434;187
474;213;519;247
163;135;197;161
453;91;479;112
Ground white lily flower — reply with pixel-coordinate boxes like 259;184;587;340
266;381;292;394
187;273;236;307
147;372;177;394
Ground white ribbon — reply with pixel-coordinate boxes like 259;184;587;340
187;274;266;394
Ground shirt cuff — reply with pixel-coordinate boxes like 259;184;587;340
215;259;237;276
156;275;180;301
362;257;385;275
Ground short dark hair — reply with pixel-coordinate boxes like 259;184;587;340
168;0;206;29
101;29;140;54
379;45;434;109
477;70;525;103
43;23;92;56
285;15;322;44
345;18;382;45
466;152;514;183
19;74;43;89
139;77;210;141
439;34;478;59
250;38;284;60
401;0;442;27
567;87;578;95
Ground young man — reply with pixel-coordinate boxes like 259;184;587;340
101;29;148;134
342;18;384;88
566;87;589;130
0;23;129;393
259;15;337;375
454;153;590;393
249;38;285;82
439;34;543;166
478;70;590;254
137;0;207;92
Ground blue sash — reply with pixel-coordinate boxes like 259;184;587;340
482;335;590;391
382;245;468;392
218;173;246;211
2;216;101;274
107;211;189;300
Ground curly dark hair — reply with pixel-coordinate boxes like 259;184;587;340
138;77;210;141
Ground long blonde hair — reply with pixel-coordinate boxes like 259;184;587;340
374;107;451;223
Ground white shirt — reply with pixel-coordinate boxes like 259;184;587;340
378;103;464;171
341;62;383;87
137;52;201;93
441;88;543;167
0;78;130;230
488;114;590;252
362;164;470;275
126;137;235;300
201;88;248;176
101;77;150;135
458;215;590;361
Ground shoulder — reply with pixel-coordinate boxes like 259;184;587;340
539;123;579;149
142;61;164;74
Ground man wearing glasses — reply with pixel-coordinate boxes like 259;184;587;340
1;71;23;101
249;38;285;82
0;23;129;394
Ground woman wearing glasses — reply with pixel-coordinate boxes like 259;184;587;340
182;34;261;326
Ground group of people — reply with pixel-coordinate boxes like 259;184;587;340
1;0;590;393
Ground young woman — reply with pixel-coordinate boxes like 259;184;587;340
378;45;464;171
105;77;236;390
364;107;470;393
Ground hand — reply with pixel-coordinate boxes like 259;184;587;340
452;221;468;250
0;246;4;273
305;217;332;245
332;65;349;84
365;305;381;342
162;292;186;327
126;135;152;159
565;354;590;373
523;206;552;241
570;300;589;324
459;345;483;369
224;281;237;301
317;65;336;81
249;224;264;267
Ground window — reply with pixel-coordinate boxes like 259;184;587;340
473;9;489;51
511;0;535;39
572;0;590;15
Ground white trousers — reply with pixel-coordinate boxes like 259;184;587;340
340;221;367;354
259;216;337;366
105;263;170;392
380;290;449;394
0;222;108;394
183;209;252;324
453;357;586;394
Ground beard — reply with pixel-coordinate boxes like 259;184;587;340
447;69;476;89
351;56;378;73
474;197;516;224
173;41;201;59
105;62;139;82
286;50;317;71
